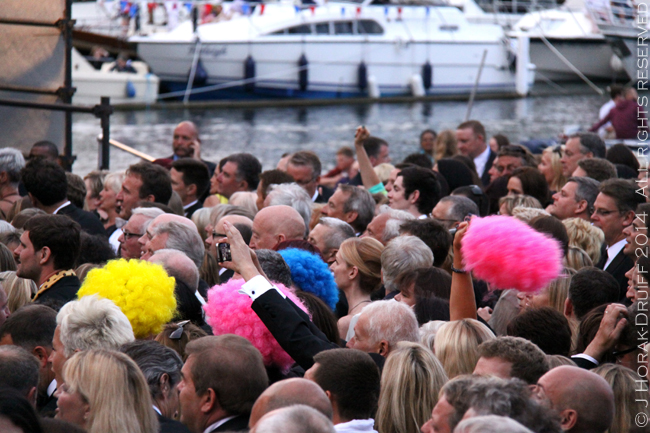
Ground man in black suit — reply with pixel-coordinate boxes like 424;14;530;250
121;340;192;433
171;159;211;219
21;158;106;237
153;121;216;177
15;214;81;309
456;120;495;186
286;151;332;203
592;179;645;299
178;335;268;433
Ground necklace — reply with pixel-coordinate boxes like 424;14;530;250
349;300;371;314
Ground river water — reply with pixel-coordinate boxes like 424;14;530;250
71;86;608;175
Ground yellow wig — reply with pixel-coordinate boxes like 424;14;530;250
78;259;177;339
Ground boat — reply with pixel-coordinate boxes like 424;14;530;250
130;1;535;100
71;47;159;105
507;1;628;81
585;0;649;84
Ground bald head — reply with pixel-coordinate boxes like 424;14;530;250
252;405;335;433
173;121;199;159
215;215;253;235
250;205;306;250
537;366;614;433
249;378;333;428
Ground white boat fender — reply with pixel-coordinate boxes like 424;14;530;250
410;74;425;97
126;80;136;98
368;76;380;98
298;54;308;91
610;55;624;73
422;61;432;90
244;55;256;92
358;61;368;91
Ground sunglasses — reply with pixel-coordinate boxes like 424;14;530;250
169;320;190;340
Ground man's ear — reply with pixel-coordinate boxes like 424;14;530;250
32;346;50;369
39;247;52;266
558;409;578;431
378;340;390;357
622;210;635;227
27;386;38;407
408;190;420;205
187;183;198;197
344;211;359;225
143;194;155;203
201;388;219;414
564;298;573;319
574;200;588;215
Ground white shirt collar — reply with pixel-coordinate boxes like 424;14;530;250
47;379;57;398
604;238;627;270
473;146;491;178
312;189;319;202
417;214;429;219
219;267;228;276
204;415;237;433
334;419;378;433
183;199;199;210
152;405;162;416
53;201;71;214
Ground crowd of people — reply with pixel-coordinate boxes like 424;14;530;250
0;116;646;433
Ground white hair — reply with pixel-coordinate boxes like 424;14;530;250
359;300;419;351
57;295;134;357
381;235;433;292
377;204;415;243
132;207;165;220
0;148;25;186
454;416;533;433
317;217;355;252
149;248;200;290
152;220;205;268
266;183;312;234
0;220;15;234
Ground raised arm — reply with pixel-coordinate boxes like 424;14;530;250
449;221;478;321
354;126;384;192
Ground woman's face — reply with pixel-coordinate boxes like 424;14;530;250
421;132;436;152
55;383;90;427
517;289;550;310
85;179;101;211
538;153;554;185
330;250;354;289
507;176;524;196
98;183;117;213
395;283;416;307
209;166;221;195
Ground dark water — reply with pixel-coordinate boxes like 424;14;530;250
71;87;608;175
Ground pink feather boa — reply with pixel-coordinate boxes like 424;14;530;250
461;216;563;293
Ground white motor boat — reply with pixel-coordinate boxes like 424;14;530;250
509;4;627;81
72;48;159;105
130;1;535;100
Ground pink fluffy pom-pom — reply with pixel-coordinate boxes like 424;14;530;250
461;216;563;293
203;278;308;373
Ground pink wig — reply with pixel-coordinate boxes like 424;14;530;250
204;278;308;373
461;216;562;293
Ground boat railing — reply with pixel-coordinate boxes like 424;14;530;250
585;0;639;29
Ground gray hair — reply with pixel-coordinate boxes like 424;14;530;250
0;220;16;234
359;300;419;350
132;207;165;221
0;345;40;396
209;204;256;228
120;340;183;401
255;249;293;287
317;217;355;253
149;248;200;290
266;183;312;234
575;132;606;158
438;196;479;223
455;416;533;433
377;205;415;243
381;236;433;292
57;295;134;357
152;221;205;268
0;148;25;186
338;184;376;233
568;176;600;215
255;404;336;433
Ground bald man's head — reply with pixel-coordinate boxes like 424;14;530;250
249;378;333;428
250;205;306;250
173;121;199;159
215;215;253;236
536;366;614;433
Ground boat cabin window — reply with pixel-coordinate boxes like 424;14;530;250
269;20;383;36
335;21;353;34
357;20;383;34
288;24;311;34
315;23;330;34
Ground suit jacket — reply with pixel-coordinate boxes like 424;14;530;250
480;148;497;187
596;245;634;301
571;355;598;370
38;391;58;418
57;203;107;237
33;275;81;310
211;414;250;432
158;414;192;433
154;156;217;178
184;200;203;219
219;269;234;284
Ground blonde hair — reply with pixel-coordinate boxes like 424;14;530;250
434;130;458;161
563;218;604;264
103;171;125;194
374;163;395;185
63;349;159;433
191;207;213;242
0;271;36;313
338;237;384;294
545;354;576;369
433;319;496;378
541;147;566;192
512;206;550;223
542;267;575;314
498;195;542;216
593;364;649;433
376;342;448;433
229;191;259;217
564;246;593;271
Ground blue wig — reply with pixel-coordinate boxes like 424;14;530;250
278;248;339;310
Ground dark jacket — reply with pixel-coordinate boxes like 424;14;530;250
33;275;81;310
57;203;107;237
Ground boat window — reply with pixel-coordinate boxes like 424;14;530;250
288;24;312;34
334;21;353;34
439;24;459;31
357;20;383;34
314;22;330;34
